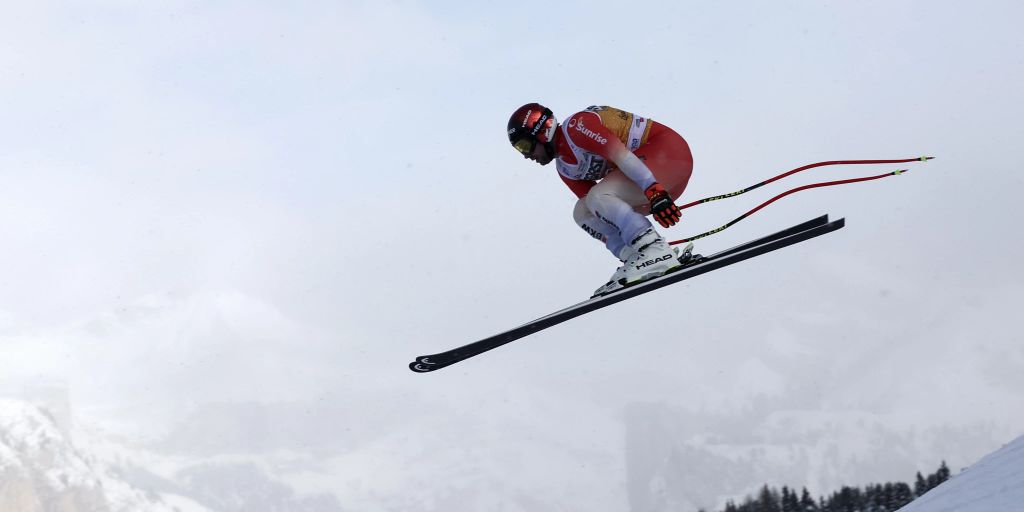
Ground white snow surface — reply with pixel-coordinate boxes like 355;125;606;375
899;434;1024;512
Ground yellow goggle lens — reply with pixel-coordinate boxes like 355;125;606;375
513;138;535;155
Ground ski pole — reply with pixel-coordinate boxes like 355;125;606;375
678;156;932;211
668;167;916;245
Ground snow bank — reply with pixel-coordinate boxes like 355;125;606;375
899;434;1024;512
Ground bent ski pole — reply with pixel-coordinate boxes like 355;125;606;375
669;166;918;245
678;156;932;210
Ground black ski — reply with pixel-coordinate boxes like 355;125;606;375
409;215;843;373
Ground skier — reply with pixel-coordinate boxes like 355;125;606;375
507;103;694;296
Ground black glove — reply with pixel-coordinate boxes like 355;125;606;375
645;182;681;228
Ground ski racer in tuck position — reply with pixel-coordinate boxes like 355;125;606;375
507;103;693;297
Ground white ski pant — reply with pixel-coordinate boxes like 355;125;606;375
573;170;653;260
572;124;694;260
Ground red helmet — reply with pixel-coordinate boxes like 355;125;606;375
507;103;557;158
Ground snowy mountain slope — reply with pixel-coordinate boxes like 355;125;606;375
898;434;1024;512
143;392;625;512
0;398;183;511
76;422;344;512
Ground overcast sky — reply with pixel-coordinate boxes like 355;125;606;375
1;0;1023;508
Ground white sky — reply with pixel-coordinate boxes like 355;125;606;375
1;0;1023;509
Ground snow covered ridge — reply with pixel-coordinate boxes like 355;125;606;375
0;398;177;512
898;434;1024;512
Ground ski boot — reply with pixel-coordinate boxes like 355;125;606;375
591;245;636;298
621;229;682;286
592;229;681;297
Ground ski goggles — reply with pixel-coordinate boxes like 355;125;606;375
512;136;537;155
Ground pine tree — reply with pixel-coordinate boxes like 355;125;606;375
879;483;895;511
741;494;758;512
711;459;952;512
758;485;782;512
914;471;927;497
863;484;879;512
782;486;801;512
936;461;951;485
891;483;914;510
832;486;864;512
799;488;818;512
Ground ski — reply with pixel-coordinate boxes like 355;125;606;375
679;214;830;266
409;215;843;373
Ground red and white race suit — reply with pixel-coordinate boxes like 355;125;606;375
553;106;693;259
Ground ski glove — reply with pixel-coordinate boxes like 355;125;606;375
644;182;681;228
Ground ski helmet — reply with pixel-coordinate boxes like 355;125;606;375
507;103;557;158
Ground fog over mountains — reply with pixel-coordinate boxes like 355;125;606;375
0;379;1016;511
2;1;1023;511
